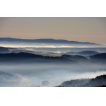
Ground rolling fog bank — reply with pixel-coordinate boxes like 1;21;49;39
0;46;106;87
0;61;106;87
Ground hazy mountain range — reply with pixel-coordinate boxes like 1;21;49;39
0;37;100;45
0;47;103;55
0;38;106;87
0;46;106;65
0;51;106;64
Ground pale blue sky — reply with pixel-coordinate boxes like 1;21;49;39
0;17;106;44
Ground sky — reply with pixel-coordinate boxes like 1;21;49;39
0;17;106;45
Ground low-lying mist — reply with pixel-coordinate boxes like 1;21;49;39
0;62;106;87
0;45;106;87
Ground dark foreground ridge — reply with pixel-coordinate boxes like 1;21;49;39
56;74;106;87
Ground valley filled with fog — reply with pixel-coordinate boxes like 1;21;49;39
0;47;106;87
0;39;106;87
0;62;106;87
1;17;106;88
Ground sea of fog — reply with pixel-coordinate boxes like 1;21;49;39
0;42;106;87
0;62;106;87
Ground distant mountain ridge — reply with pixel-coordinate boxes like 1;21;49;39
0;37;99;45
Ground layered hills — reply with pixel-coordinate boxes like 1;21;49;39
0;52;106;63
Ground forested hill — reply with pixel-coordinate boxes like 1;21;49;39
56;74;106;87
81;74;106;87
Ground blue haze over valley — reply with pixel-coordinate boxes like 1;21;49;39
0;38;106;87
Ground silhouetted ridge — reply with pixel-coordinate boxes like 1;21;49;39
97;85;106;87
81;74;106;87
0;52;44;58
56;74;106;87
0;52;88;63
90;53;106;59
56;79;90;87
0;52;71;61
0;52;106;63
